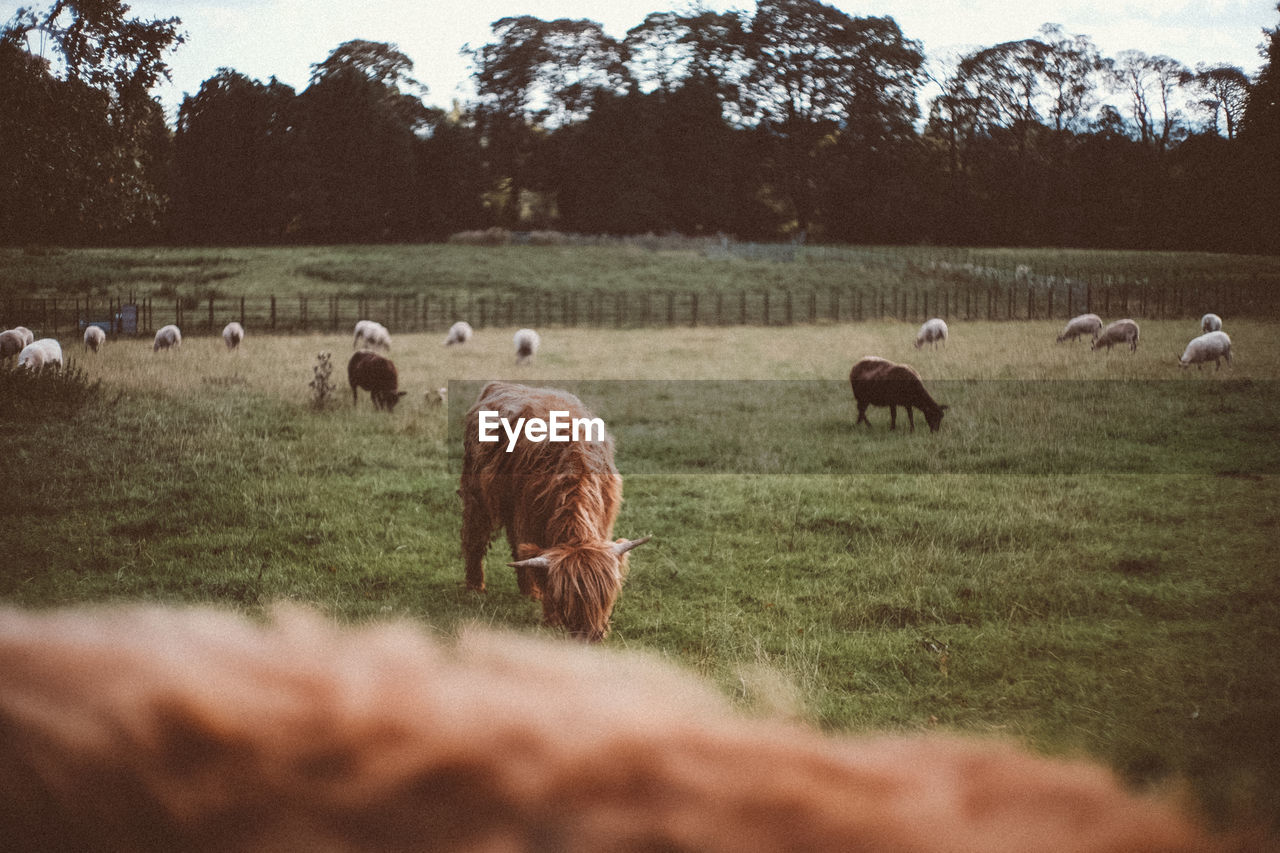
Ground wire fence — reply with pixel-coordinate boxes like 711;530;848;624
3;257;1277;339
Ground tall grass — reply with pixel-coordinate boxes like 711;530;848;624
1;322;1278;827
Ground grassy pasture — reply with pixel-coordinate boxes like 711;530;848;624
2;319;1279;829
4;243;1280;300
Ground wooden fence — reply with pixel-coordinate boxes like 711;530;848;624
2;274;1276;338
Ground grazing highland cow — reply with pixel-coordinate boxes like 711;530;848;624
222;321;244;350
0;603;1240;853
347;351;406;411
1056;313;1103;343
915;317;948;349
1092;319;1140;353
850;356;948;433
1180;331;1233;370
153;324;181;352
83;325;105;352
444;321;473;346
461;381;648;641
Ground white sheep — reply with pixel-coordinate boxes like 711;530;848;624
914;318;948;350
83;326;105;352
222;322;245;350
1091;319;1139;353
514;328;541;364
1179;330;1232;370
444;321;473;346
353;319;391;351
1056;313;1102;344
18;338;63;371
12;326;33;347
1200;313;1222;333
0;329;24;360
153;324;182;352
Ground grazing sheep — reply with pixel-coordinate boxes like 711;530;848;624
443;321;473;346
0;329;23;360
347;351;406;411
1201;313;1223;333
83;325;105;352
850;356;948;433
914;317;948;349
462;381;649;642
1056;313;1103;344
222;321;244;350
514;328;540;364
18;338;63;371
153;324;182;352
1180;331;1233;370
1092;319;1140;353
0;603;1238;853
353;319;391;351
12;326;34;347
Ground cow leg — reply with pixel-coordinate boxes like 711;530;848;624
461;494;491;592
906;407;915;432
352;386;358;405
889;405;897;431
856;402;869;427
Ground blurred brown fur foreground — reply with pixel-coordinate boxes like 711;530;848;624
0;605;1258;852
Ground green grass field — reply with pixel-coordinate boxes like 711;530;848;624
4;243;1280;300
3;316;1279;829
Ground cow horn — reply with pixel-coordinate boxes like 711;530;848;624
508;556;551;570
611;535;651;556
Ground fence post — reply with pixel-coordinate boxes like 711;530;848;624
763;291;771;326
208;295;214;331
691;293;699;327
270;296;276;330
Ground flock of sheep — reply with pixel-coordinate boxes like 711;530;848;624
847;310;1232;435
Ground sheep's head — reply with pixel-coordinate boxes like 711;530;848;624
376;390;408;411
925;405;949;433
510;536;650;642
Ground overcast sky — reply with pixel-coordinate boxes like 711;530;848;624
6;0;1276;117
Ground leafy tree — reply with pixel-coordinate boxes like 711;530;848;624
172;69;299;243
1189;65;1250;138
0;0;183;243
293;40;436;241
1108;50;1189;150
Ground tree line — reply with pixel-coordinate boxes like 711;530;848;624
2;0;1278;252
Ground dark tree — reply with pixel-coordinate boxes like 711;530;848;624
292;40;436;241
172;69;299;243
0;0;183;243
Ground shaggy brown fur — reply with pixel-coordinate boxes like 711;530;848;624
850;356;949;432
348;351;406;411
462;381;644;641
0;604;1248;852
